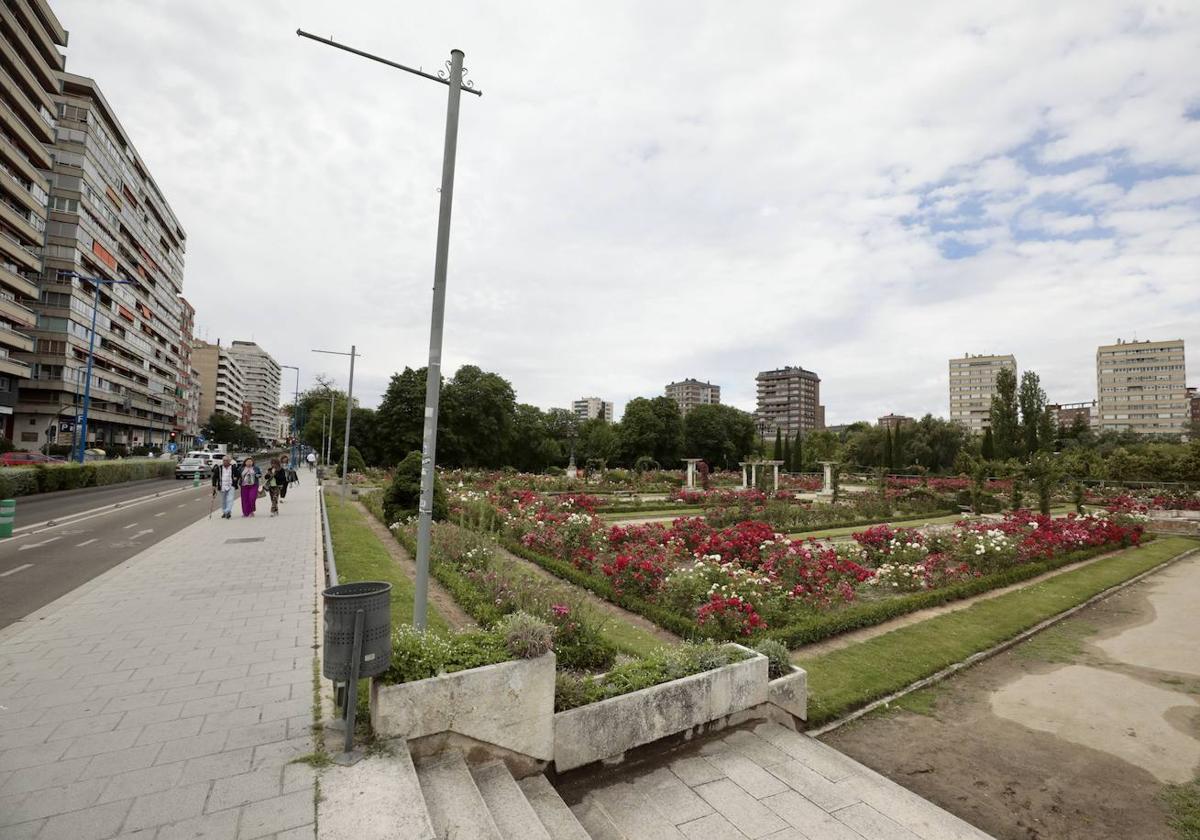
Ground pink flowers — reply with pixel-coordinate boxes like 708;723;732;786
697;592;766;637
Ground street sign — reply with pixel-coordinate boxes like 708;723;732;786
167;442;178;453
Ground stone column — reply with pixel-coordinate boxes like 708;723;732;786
741;463;748;489
684;459;699;490
751;463;758;488
772;463;780;493
821;461;834;495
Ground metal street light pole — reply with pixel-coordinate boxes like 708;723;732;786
67;273;133;464
281;365;300;467
312;346;358;500
299;30;480;630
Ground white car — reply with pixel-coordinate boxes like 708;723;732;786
175;457;209;480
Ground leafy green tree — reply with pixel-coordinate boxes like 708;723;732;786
904;414;968;472
683;404;755;470
508;404;561;472
781;436;791;471
792;432;803;472
1037;406;1057;453
989;368;1021;460
439;365;517;467
804;429;841;464
619;397;684;467
981;427;995;460
382;451;447;524
375;367;430;466
772;429;783;461
882;427;893;471
1018;371;1049;455
577;418;621;466
338;445;366;476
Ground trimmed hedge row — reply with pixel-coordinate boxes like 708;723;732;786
497;535;1151;651
0;460;175;499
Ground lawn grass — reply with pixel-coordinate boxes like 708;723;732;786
1163;777;1200;840
785;505;1075;542
326;495;450;635
601;507;698;522
798;536;1198;727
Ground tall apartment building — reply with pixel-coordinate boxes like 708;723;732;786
573;397;613;422
193;340;246;427
225;340;281;444
15;72;188;452
948;353;1016;434
877;413;912;430
755;366;823;435
1096;339;1188;436
665;378;720;415
0;0;68;442
175;296;199;447
1189;387;1199;429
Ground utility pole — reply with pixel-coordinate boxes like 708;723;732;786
312;346;359;500
298;30;480;630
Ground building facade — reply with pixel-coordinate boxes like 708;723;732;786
665;378;720;415
1096;339;1189;436
15;72;188;453
573;396;613;422
1049;400;1095;431
1189;386;1199;430
948;353;1017;434
0;0;68;442
192;340;245;425
225;340;280;444
174;296;199;448
877;413;913;430
755;366;823;435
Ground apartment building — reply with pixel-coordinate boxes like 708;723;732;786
878;413;912;430
175;296;198;447
573;397;613;422
1189;387;1199;428
225;340;281;443
0;0;68;442
755;366;823;435
948;353;1016;434
1049;400;1095;430
193;340;246;426
664;378;720;415
1096;339;1188;436
15;72;188;453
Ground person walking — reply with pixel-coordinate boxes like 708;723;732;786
265;457;284;517
306;451;317;471
211;455;240;520
239;457;260;517
278;453;290;502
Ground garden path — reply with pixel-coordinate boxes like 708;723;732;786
792;544;1132;659
352;501;476;631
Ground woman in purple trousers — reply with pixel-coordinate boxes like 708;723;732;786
239;457;260;517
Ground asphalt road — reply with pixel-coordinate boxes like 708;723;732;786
0;478;216;629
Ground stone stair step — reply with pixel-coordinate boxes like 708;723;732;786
571;798;628;840
470;761;552;840
588;782;688;839
416;752;503;840
317;743;435;840
518;774;593;840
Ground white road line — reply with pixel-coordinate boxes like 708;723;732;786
0;564;33;577
18;537;59;552
76;539;97;547
177;503;186;508
154;512;165;517
129;529;154;540
123;522;138;529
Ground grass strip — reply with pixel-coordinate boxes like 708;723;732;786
797;536;1198;727
1162;777;1200;840
782;506;1073;542
325;496;450;635
601;507;700;521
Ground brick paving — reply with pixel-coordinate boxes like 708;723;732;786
0;475;321;840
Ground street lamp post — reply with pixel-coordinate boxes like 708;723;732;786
299;30;480;630
68;272;133;464
280;365;300;467
312;346;358;500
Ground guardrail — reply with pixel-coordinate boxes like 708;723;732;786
320;486;338;586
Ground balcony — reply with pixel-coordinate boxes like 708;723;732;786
0;259;37;299
0;320;33;353
0;347;29;377
0;80;52;170
0;226;39;273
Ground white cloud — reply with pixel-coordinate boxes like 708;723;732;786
51;0;1200;423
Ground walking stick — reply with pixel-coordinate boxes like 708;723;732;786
208;488;216;520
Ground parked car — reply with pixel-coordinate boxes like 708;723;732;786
0;451;66;466
175;457;210;480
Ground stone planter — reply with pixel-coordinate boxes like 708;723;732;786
370;653;555;761
553;645;768;772
768;665;807;721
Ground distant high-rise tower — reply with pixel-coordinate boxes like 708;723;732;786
665;379;720;415
573;397;613;422
755;367;823;435
1096;339;1188;435
948;353;1016;434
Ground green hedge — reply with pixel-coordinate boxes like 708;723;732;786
0;459;175;499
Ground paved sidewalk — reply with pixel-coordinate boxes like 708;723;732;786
0;474;321;840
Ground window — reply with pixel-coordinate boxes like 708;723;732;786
21;432;38;442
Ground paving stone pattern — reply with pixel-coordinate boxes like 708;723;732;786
573;721;995;840
0;478;320;839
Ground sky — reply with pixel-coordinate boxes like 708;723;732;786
52;1;1200;423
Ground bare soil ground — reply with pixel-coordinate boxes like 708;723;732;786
821;552;1200;840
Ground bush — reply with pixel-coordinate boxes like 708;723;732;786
754;639;792;680
382;625;510;684
383;451;447;525
497;611;554;659
339;445;367;476
545;466;565;477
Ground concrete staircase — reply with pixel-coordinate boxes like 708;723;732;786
399;745;592;840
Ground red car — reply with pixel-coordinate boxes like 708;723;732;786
0;451;66;466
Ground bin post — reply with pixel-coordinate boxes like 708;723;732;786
344;609;365;753
0;499;14;539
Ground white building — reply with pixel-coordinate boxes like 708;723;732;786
948;353;1017;434
225;341;281;443
573;397;613;422
1096;339;1188;436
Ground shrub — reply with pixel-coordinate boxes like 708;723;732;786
497;611;553;659
339;446;367;476
383;451;447;525
554;642;746;711
754;639;792;680
382;625;510;684
547;602;616;670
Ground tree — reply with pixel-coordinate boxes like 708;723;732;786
989;368;1021;460
981;427;995;460
904;414;968;472
508;404;561;472
201;413;258;451
383;451;446;524
375;367;429;466
683;404;755;470
338;445;366;476
781;436;791;471
804;430;841;465
772;429;783;461
882;427;893;471
619;397;684;467
439;365;517;467
1018;371;1049;455
577;418;621;467
1037;406;1056;453
792;431;804;472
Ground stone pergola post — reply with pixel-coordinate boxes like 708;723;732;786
683;458;701;490
740;462;749;489
819;461;836;496
772;461;780;493
750;462;758;488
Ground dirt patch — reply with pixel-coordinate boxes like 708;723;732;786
820;552;1200;840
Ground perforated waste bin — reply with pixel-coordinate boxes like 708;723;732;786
322;581;392;682
0;500;14;539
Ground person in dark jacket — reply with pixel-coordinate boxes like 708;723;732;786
211;455;241;520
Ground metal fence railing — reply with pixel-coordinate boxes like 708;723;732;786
320;487;338;586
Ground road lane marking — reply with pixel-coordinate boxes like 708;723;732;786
0;564;32;577
154;512;165;517
130;529;154;540
123;522;138;529
18;538;59;552
76;539;97;547
11;483;197;537
177;503;186;508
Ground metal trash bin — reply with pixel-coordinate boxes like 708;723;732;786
0;500;14;539
322;581;392;752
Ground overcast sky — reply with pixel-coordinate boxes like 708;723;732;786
53;1;1200;423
